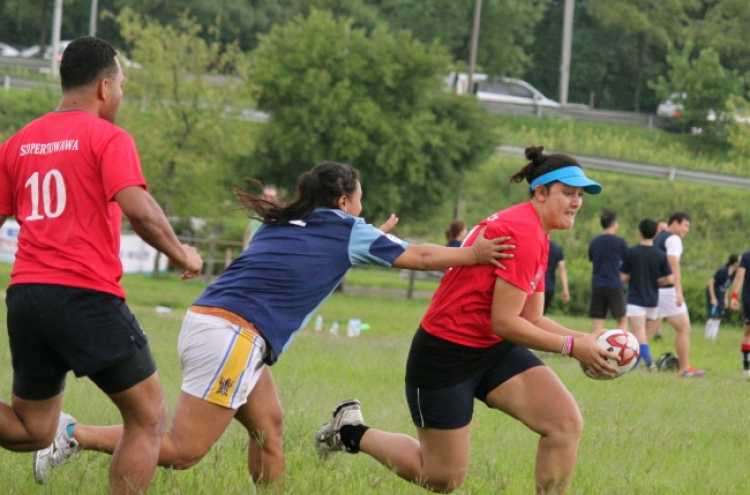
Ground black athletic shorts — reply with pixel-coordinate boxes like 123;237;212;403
405;327;544;429
7;284;157;400
587;286;627;319
743;303;750;326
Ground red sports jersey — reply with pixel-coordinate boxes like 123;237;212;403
421;202;549;348
0;110;147;298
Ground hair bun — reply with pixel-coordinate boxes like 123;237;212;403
524;145;546;165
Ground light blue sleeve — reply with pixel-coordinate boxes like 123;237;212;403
348;219;408;266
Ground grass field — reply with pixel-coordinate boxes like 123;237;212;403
0;269;748;494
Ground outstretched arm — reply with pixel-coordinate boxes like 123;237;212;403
391;227;514;271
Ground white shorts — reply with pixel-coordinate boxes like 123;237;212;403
178;310;267;409
626;304;658;320
657;287;688;318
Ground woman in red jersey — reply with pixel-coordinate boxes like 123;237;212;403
316;146;620;495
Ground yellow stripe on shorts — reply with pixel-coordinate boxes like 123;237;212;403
206;327;260;408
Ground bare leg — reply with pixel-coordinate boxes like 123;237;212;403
76;390;238;470
232;367;285;483
591;319;604;332
106;373;168;495
485;366;582;495
666;313;692;373
0;394;63;451
359;425;471;493
646;318;662;340
628;315;647;344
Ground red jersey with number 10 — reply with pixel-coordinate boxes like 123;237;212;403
421;202;549;348
0;110;147;298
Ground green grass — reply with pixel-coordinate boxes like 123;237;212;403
491;114;750;177
0;269;748;494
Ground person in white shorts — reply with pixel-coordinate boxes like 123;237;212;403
648;212;705;377
621;219;673;371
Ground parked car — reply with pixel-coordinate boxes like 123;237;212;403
657;92;749;124
446;72;587;108
19;44;41;58
476;77;562;108
0;42;20;57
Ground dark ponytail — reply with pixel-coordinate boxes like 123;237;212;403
510;145;582;197
235;161;360;223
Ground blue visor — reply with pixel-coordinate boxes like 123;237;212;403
529;166;602;195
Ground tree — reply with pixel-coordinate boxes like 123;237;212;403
692;0;750;74
250;9;496;222
113;8;252;223
586;0;700;111
374;0;550;78
650;43;744;132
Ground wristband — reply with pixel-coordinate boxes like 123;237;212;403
731;292;739;300
561;336;574;357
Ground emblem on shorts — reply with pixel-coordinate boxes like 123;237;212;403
217;376;234;396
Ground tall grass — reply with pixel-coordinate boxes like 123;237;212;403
0;269;746;494
491;114;750;177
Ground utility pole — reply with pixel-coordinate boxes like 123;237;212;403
559;0;575;106
89;0;99;37
467;0;483;95
50;0;63;77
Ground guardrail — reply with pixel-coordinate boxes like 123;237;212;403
481;101;681;131
1;74;58;91
496;145;750;189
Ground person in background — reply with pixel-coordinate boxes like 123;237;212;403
315;145;619;495
704;254;739;340
729;250;750;378
544;240;570;315
445;219;467;248
587;210;628;331
620;219;673;371
656;220;668;235
648;212;704;377
0;36;202;495
242;184;278;250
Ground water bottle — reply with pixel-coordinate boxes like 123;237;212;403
347;318;357;337
314;315;323;331
353;318;361;337
330;321;339;335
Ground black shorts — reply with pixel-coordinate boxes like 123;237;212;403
705;291;726;319
588;286;626;319
7;284;157;400
743;303;750;326
405;330;544;429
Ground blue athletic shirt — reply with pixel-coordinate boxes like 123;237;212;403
706;265;735;304
621;244;672;307
740;251;750;304
193;208;408;363
588;234;628;288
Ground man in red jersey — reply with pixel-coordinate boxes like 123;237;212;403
0;37;202;494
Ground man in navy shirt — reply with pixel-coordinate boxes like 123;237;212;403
588;211;628;331
704;254;739;340
620;219;672;370
729;251;750;378
544;240;569;315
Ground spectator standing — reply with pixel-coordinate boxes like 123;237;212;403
620;219;673;370
544;240;570;315
0;37;202;495
729;251;750;378
242;184;278;250
587;211;628;331
704;254;739;340
648;212;705;377
445;219;467;248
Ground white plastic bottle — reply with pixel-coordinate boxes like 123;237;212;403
314;315;323;331
330;321;339;335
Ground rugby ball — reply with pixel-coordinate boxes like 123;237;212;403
580;329;640;380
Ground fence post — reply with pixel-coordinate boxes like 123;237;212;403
3;75;9;91
205;230;218;278
647;114;654;132
406;270;416;299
